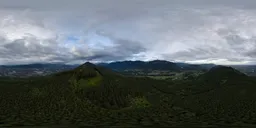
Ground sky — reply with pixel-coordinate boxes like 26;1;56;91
1;0;256;65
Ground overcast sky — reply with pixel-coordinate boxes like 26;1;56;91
1;0;256;65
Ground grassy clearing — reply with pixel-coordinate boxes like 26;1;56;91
78;71;102;88
69;71;103;92
130;96;151;108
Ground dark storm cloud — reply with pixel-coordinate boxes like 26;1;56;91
165;28;256;64
245;49;256;58
163;46;223;60
72;37;147;62
0;38;65;64
216;28;256;59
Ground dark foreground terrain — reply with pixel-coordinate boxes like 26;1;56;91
1;62;256;127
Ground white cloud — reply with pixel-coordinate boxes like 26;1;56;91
0;0;256;65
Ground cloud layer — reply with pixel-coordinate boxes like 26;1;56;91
0;0;256;65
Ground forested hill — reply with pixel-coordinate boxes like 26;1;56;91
1;63;256;127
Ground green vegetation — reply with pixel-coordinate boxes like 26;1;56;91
130;96;151;108
0;63;256;127
79;72;102;87
30;88;46;97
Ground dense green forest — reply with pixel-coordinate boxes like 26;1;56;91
1;63;256;127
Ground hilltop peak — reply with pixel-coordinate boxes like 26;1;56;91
74;62;96;70
200;66;247;85
209;65;232;70
81;62;95;67
208;66;245;75
73;61;122;78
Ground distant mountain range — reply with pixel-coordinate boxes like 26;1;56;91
0;60;215;71
0;63;77;69
0;60;256;77
97;60;216;71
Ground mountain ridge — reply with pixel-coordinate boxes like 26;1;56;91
2;60;256;77
0;60;216;71
97;60;215;71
